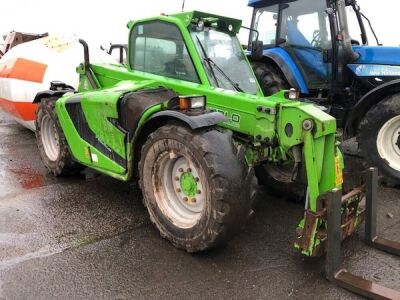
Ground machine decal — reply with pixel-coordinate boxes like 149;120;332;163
348;64;400;77
65;96;127;168
211;108;241;127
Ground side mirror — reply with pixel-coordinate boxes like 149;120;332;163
251;40;263;61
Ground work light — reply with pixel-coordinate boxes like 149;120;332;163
179;96;206;111
284;88;300;100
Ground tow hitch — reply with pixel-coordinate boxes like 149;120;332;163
326;168;400;299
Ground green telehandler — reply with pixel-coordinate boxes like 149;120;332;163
33;11;399;298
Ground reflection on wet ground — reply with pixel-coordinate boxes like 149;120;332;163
9;167;44;190
0;117;63;198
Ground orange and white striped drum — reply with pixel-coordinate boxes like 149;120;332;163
0;36;114;130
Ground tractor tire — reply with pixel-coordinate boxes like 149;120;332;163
252;63;304;201
255;164;305;203
252;62;288;96
35;97;81;176
358;94;400;187
139;124;256;252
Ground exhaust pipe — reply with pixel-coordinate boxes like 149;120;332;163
337;0;360;61
78;39;99;89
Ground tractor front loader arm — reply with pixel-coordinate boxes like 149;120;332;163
276;102;365;257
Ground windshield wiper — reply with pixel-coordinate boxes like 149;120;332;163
195;36;244;93
195;36;220;88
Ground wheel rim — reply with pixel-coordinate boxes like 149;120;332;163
377;115;400;172
152;152;206;229
40;114;60;162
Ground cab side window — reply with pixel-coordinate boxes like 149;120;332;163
130;21;200;83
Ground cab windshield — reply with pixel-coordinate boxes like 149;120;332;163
190;27;259;95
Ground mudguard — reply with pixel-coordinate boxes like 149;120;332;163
262;48;309;94
345;79;400;137
147;110;227;130
33;89;75;104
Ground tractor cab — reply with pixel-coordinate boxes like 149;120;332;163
250;0;332;90
248;0;396;95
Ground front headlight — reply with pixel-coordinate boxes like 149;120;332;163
179;95;206;110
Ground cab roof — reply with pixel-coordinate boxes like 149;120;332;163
128;11;242;34
248;0;296;8
170;11;242;33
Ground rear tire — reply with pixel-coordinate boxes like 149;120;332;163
35;97;81;176
139;124;256;252
255;164;305;203
358;94;400;187
252;63;303;201
252;62;288;96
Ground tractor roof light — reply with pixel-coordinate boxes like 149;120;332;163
284;88;300;100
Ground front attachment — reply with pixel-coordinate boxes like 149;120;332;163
326;168;400;299
294;177;365;257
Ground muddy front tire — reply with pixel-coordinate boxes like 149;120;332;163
358;94;400;186
35;97;80;176
252;62;288;96
139;124;256;252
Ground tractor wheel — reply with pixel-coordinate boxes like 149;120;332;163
358;94;400;186
252;62;288;96
35;97;81;176
255;164;305;203
139;124;256;252
252;63;303;200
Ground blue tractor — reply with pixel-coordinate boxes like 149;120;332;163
247;0;400;186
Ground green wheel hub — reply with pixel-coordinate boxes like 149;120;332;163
180;172;198;197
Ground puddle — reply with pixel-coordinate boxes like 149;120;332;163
9;167;44;190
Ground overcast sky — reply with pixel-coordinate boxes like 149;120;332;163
0;0;397;47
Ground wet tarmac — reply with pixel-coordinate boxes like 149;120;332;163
0;109;399;299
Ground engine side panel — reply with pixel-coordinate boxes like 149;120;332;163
56;80;157;175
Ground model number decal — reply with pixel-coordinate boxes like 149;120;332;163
211;109;241;128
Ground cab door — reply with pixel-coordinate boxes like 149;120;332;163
278;0;332;90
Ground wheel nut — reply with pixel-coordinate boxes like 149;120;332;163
183;197;188;202
179;168;184;172
177;188;181;193
195;177;200;182
192;198;197;203
187;168;192;172
175;176;179;181
197;190;201;194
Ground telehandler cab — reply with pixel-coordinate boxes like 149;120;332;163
33;11;399;299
